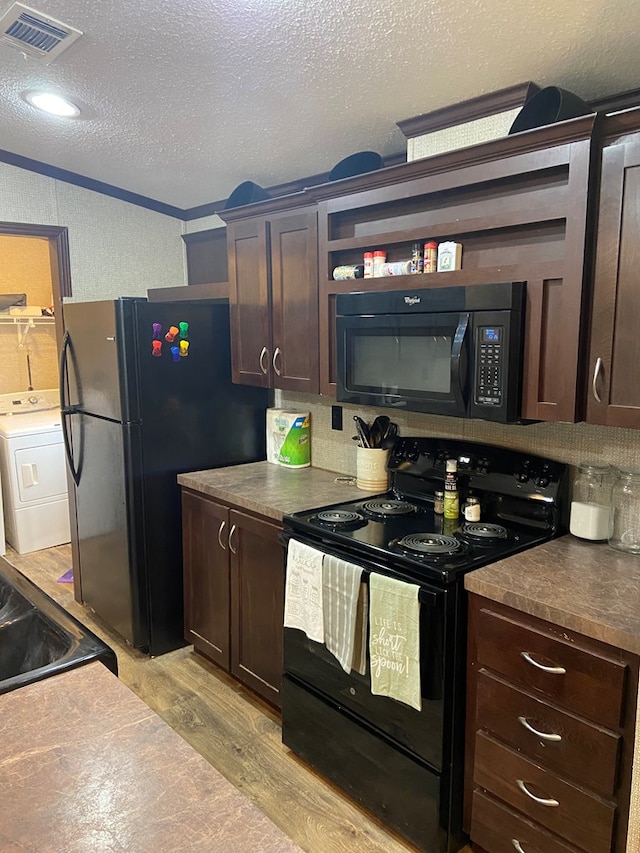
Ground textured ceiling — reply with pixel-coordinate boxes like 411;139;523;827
1;0;639;210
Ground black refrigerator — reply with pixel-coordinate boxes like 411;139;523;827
60;297;269;655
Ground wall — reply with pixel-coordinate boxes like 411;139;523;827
0;163;186;302
0;234;57;392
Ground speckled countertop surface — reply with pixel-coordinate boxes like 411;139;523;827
178;461;379;521
0;663;301;853
465;534;640;655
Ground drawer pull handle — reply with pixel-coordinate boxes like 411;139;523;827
516;778;559;807
512;841;527;853
518;715;562;742
520;651;566;675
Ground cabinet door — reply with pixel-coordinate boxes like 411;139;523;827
229;509;284;707
587;134;640;427
270;211;319;393
182;491;230;670
228;218;271;386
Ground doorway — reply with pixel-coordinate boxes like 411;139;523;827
0;222;80;599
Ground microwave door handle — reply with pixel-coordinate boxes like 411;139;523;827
451;313;470;409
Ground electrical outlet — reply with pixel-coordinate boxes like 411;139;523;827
331;405;343;431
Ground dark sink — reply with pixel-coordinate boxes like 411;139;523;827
0;558;117;694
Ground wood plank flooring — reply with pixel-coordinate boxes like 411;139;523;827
5;544;473;853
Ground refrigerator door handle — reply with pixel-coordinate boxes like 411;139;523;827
59;330;81;486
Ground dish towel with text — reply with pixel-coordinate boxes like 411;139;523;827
322;555;365;674
368;573;421;711
283;539;324;643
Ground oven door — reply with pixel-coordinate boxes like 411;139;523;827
336;310;470;417
283;541;459;771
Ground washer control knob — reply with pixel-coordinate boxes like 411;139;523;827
28;396;39;405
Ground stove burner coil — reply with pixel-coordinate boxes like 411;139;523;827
395;533;462;556
461;522;508;540
360;499;418;517
313;509;365;527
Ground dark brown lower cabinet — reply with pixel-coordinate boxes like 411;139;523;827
182;489;284;708
465;594;639;853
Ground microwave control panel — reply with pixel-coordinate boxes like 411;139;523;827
474;325;504;406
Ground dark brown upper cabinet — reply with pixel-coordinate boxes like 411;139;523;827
586;108;640;428
220;198;319;392
308;115;599;424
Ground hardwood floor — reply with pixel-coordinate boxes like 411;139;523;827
5;544;473;853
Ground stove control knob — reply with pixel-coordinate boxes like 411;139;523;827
534;464;551;488
515;460;531;483
407;444;420;462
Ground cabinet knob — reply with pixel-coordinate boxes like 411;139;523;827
259;346;269;375
217;520;227;550
520;651;566;675
511;841;527;853
592;356;603;403
228;524;238;554
273;347;282;376
516;779;560;807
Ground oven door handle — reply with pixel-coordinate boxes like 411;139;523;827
451;312;470;412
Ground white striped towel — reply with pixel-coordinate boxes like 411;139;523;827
283;539;324;643
322;555;365;673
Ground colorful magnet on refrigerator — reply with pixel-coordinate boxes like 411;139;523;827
179;339;189;357
152;323;162;339
170;345;180;362
152;340;162;357
165;325;179;342
179;321;189;339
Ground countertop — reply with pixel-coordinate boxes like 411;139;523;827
0;662;301;853
465;534;640;655
178;461;378;521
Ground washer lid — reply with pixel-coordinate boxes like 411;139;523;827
0;410;63;438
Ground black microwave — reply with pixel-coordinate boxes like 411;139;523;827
336;282;526;423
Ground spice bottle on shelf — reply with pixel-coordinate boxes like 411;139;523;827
411;242;424;274
423;241;438;273
372;250;387;277
363;251;374;278
443;459;459;519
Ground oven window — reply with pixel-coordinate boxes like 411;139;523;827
350;331;452;394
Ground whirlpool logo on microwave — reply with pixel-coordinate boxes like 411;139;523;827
403;295;421;306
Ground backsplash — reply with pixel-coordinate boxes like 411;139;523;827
277;391;640;477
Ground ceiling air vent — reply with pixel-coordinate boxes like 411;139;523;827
0;2;82;64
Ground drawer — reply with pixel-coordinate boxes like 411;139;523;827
476;669;621;798
471;788;583;853
473;730;615;853
475;604;627;729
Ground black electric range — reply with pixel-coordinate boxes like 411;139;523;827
281;436;569;853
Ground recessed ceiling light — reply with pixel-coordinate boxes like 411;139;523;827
24;91;80;117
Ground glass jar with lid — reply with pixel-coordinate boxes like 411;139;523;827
609;469;640;554
569;463;613;541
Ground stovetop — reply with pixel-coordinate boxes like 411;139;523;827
283;437;569;585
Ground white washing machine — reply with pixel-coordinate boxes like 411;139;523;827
0;389;70;554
